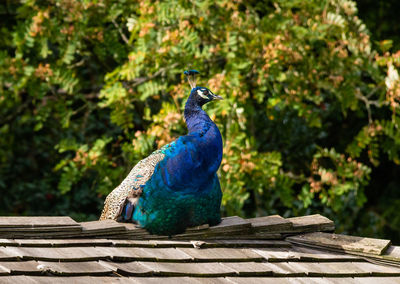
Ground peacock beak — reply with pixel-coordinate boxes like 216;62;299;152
211;93;223;100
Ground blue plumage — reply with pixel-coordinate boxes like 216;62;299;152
184;70;200;76
100;71;224;236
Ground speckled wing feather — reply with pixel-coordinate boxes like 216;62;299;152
99;149;166;221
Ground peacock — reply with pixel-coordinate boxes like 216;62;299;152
99;70;224;235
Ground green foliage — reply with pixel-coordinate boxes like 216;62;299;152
1;0;400;242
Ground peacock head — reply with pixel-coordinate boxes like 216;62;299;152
184;70;223;107
190;86;223;106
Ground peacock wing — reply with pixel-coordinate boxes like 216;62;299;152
99;148;166;221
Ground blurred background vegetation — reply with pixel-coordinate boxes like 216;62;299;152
1;0;400;243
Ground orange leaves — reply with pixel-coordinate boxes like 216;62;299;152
139;1;155;16
34;63;53;80
240;153;256;173
139;22;156;37
179;20;191;31
262;35;302;72
29;9;49;37
162;30;180;44
207;73;225;93
308;148;371;207
60;25;75;36
59;0;84;22
145;103;184;147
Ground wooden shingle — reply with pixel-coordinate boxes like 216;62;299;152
204;239;291;248
177;247;264;262
221;262;273;276
286;214;335;233
79;220;127;237
14;247;108;261
129;277;231;284
248;215;293;232
99;260;153;276
139;262;237;277
287;232;391;255
293;246;365;262
16;239;113;247
101;247;192;262
0;247;22;261
0;260;42;275
0;213;398;283
37;261;114;276
384;246;400;262
0;217;78;228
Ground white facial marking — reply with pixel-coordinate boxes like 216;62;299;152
197;89;209;99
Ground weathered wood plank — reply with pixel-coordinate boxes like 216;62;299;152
111;240;157;247
226;277;347;284
220;262;273;276
111;239;290;249
15;247;108;261
173;232;283;240
0;247;23;261
0;239;16;246
140;262;237;277
0;226;82;233
297;262;370;277
353;277;400;284
21;276;134;284
205;240;291;248
286;214;335;233
287;232;391;255
185;224;210;232
129;277;231;284
99;260;153;276
248;215;293;233
254;246;364;262
263;262;307;276
177;248;264;262
0;217;79;228
0;263;10;276
383;246;400;262
208;216;252;232
14;239;113;247
320;278;359;284
264;261;400;277
252;248;301;262
352;262;400;276
80;220;127;235
101;247;192;262
37;261;114;276
0;276;40;284
293;246;365;262
0;261;40;275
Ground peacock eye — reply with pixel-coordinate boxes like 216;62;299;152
197;89;209;99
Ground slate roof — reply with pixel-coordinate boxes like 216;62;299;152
0;214;399;283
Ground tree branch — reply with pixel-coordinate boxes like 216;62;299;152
112;19;130;45
355;90;387;124
124;63;179;88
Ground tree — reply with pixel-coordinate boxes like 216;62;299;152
1;0;399;242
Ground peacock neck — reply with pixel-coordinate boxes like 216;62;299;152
183;92;223;175
184;95;213;134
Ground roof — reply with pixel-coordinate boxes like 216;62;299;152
0;214;399;283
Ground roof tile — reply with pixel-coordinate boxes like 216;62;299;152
287;232;391;255
0;214;398;283
140;262;237;277
177;247;264;262
101;247;192;262
0;217;78;228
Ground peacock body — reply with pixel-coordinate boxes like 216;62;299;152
100;71;223;235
